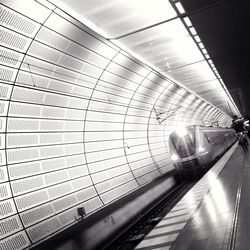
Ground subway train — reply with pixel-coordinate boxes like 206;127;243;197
168;125;237;178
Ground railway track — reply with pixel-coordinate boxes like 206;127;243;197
103;180;196;250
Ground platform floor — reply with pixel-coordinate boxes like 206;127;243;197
135;143;250;250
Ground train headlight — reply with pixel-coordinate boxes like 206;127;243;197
176;127;187;137
171;154;179;161
198;146;205;152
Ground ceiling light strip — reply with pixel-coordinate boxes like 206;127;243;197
170;0;241;116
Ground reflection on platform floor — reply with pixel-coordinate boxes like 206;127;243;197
136;143;250;250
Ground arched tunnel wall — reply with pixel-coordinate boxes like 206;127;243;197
0;1;232;249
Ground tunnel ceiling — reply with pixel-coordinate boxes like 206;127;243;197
180;0;250;117
52;0;244;117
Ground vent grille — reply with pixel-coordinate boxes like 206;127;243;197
0;167;7;183
0;26;31;51
0;5;37;35
0;47;22;67
0;199;16;219
0;215;22;239
41;106;66;118
68;165;88;179
44;170;69;186
27;217;61;242
7;148;39;164
0;231;30;250
9;162;41;180
16;71;38;87
39;120;64;132
0;84;11;99
0;65;17;82
36;27;69;50
11;176;45;196
20;203;54;226
48;182;72;199
9;103;42;117
41;157;66;172
40;145;64;158
12;87;45;103
72;176;92;191
76;186;97;203
52;194;77;213
59;207;77;226
40;133;63;144
15;190;49;211
7;119;39;131
0;150;6;165
0;183;11;199
7;134;39;147
0;101;7;115
28;42;61;63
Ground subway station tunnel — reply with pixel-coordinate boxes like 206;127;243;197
1;0;250;249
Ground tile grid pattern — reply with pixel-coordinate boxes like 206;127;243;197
0;0;232;249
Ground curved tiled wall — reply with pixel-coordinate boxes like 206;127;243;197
0;0;231;249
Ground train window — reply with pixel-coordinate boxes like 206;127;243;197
169;130;196;158
204;134;211;143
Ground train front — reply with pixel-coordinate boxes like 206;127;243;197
168;126;205;177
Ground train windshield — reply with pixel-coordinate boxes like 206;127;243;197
170;129;196;158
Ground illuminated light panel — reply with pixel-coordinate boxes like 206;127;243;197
183;16;192;27
120;18;204;72
189;27;197;35
194;35;201;42
198;42;205;49
175;2;185;14
202;48;207;54
52;0;177;38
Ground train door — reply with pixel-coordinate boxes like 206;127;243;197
202;131;214;158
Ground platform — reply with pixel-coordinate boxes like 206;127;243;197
135;142;250;250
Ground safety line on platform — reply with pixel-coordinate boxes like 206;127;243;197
227;163;244;250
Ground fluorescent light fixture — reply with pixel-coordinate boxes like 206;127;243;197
208;59;212;64
175;2;185;14
205;54;210;59
189;27;197;35
202;48;207;54
194;35;201;42
198;42;205;49
183;17;192;27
